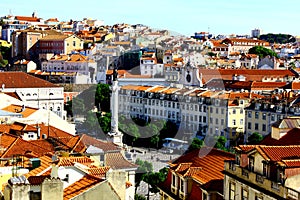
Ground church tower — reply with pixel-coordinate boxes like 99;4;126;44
107;67;123;146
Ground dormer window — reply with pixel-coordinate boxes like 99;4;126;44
263;162;269;177
248;156;254;172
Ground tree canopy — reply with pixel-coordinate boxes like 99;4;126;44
248;132;263;144
248;46;278;58
259;33;295;44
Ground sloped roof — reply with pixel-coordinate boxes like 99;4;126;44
1;104;37;118
171;148;235;184
80;134;120;152
0;137;54;158
39;34;69;41
256;145;300;161
0;72;59;88
25;155;53;177
199;69;296;84
63;175;104;200
105;152;138;170
260;128;300;146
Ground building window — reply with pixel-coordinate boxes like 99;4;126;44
249;156;254;172
232;109;236;114
255;112;259;119
73;41;76;46
255;195;263;200
203;193;207;200
248;122;251;129
233;119;236;126
262;113;266;120
255;123;259;130
172;173;176;187
242;188;248;200
221;119;224;125
262;124;266;132
180;178;185;193
262;162;268;177
248;111;252;118
240;119;243;125
229;182;236;200
271;114;275;121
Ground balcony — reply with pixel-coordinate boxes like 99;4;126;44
224;161;293;198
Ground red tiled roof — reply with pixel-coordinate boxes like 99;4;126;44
0;138;54;158
2;105;37;118
80;134;120;152
63;175;104;200
199;69;296;84
0;72;59;88
171;148;235;184
260;128;300;146
256;145;300;161
282;159;300;167
0;125;12;134
15;16;40;22
25;155;53;177
105;152;138;170
88;166;110;178
27;175;50;185
251;81;287;89
58;156;94;167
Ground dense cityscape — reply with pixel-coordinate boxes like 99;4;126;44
0;9;300;200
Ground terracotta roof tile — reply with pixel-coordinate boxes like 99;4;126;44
256;145;300;161
105;152;138;170
0;138;54;158
25;155;53;177
58;156;94;167
63;175;104;200
170;148;235;184
80;134;120;152
2;105;37;118
27;175;50;185
0;72;59;88
88;166;110;178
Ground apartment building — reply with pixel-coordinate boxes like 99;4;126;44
38;34;83;55
158;147;235;200
118;84;263;144
224;144;300;200
11;29;63;58
244;91;300;140
40;53;97;84
0;72;65;119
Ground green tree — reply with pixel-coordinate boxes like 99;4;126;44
128;123;140;144
143;167;169;193
135;158;153;193
134;194;146;200
150;134;160;149
83;110;99;132
95;83;110;112
188;138;204;151
98;112;111;133
72;97;86;117
248;132;263;144
214;136;227;151
248;46;278;58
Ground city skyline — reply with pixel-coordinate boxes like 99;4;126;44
1;0;300;37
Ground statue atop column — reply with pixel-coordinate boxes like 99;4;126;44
108;65;123;146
